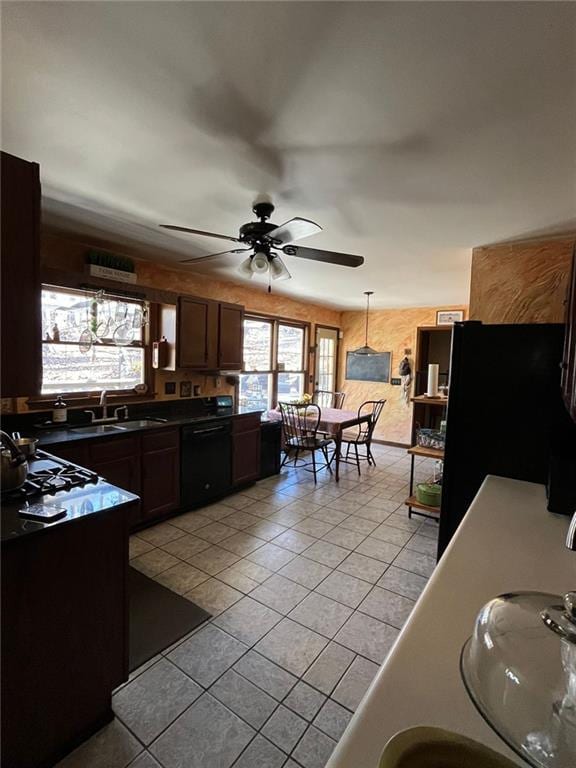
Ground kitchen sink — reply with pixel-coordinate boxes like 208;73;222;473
113;419;168;430
71;424;126;435
72;419;168;435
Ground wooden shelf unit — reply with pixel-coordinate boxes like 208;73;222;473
404;442;443;521
404;495;441;517
407;445;445;460
411;396;448;406
411;325;452;445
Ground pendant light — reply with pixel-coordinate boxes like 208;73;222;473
353;291;378;355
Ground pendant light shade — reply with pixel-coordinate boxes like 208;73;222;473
352;291;378;355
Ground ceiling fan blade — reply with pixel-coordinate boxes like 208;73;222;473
269;255;291;281
160;225;241;243
179;248;250;265
282;245;364;268
267;217;322;245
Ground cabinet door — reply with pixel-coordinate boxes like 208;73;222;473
178;297;218;369
141;429;180;521
232;416;261;486
218;302;244;370
1;152;41;397
44;441;90;468
90;454;141;494
89;437;142;526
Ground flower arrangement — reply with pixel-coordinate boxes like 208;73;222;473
291;393;312;407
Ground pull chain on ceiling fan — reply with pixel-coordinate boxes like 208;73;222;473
160;199;364;291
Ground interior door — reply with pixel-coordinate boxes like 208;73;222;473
314;327;339;404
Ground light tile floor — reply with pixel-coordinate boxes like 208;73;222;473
57;444;440;768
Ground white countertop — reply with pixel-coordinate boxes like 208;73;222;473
327;475;575;767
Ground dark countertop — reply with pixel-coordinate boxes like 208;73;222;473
31;408;265;448
1;459;139;544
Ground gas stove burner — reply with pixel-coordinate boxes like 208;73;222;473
4;456;100;503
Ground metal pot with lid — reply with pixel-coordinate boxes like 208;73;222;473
1;431;28;491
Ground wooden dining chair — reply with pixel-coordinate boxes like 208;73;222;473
338;399;386;475
313;390;346;409
279;402;333;483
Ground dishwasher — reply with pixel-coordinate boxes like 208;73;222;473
181;420;232;507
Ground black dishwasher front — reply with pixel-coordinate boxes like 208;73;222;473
181;420;231;507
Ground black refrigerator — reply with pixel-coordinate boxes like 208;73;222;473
438;321;570;557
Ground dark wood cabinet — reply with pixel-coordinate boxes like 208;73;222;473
48;430;180;527
232;414;261;486
562;247;576;422
89;436;142;493
1;504;132;768
177;296;218;369
141;429;180;520
164;294;244;372
218;302;244;370
1;152;41;397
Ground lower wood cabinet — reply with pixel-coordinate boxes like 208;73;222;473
1;503;133;768
47;429;180;527
232;414;261;486
141;429;180;521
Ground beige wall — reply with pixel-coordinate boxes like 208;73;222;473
338;306;467;445
469;235;575;324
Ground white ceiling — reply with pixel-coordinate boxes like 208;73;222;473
2;2;575;309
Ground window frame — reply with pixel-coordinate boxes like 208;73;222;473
239;313;309;410
38;284;152;400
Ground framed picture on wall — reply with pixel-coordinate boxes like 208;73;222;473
436;310;464;326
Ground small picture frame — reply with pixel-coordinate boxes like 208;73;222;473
179;380;192;398
436;310;464;326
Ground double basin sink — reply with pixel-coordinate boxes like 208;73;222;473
70;418;166;436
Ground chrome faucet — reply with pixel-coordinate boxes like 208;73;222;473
83;390;126;424
100;390;108;420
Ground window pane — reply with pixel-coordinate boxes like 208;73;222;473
277;325;304;371
318;336;336;392
42;287;144;344
238;373;272;411
278;373;305;403
42;344;145;394
243;319;272;371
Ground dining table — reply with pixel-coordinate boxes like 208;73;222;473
266;406;372;481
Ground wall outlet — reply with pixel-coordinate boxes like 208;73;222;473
391;377;402;385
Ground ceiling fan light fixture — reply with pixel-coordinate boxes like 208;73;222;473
238;256;254;279
251;251;269;274
269;256;291;281
352;291;378;356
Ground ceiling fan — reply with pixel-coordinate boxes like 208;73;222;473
160;199;364;290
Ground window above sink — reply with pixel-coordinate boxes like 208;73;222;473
41;286;149;396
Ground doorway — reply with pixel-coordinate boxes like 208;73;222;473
314;326;339;401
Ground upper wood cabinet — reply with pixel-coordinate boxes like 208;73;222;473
1;152;42;397
177;296;218;369
218;302;244;370
169;295;244;371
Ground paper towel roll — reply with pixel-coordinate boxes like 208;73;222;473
427;364;439;397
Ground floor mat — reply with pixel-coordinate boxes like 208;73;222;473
129;567;211;671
